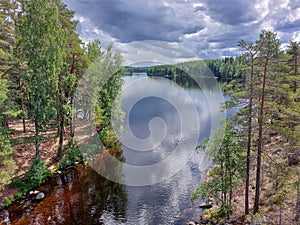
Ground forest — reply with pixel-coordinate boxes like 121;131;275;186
0;0;123;202
1;0;300;224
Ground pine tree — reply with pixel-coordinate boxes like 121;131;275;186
53;0;87;160
0;0;18;189
193;122;245;219
237;40;262;215
253;30;280;213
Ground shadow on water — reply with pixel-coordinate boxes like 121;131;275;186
4;165;127;225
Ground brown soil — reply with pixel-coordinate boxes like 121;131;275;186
0;120;70;205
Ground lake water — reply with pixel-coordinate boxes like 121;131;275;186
3;73;229;225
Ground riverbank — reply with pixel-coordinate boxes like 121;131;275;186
0;120;72;210
0;164;84;224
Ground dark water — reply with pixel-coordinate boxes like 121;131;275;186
2;73;230;225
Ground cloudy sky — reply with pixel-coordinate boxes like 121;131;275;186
62;0;300;59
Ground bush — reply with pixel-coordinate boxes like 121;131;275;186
57;139;82;170
0;133;17;190
99;128;118;149
10;176;24;188
14;191;23;200
23;158;50;192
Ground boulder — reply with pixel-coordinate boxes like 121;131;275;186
33;190;40;195
187;222;199;225
0;210;9;223
187;222;196;225
199;203;213;209
35;192;45;200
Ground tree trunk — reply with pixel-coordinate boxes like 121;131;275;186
25;83;30;116
254;59;268;213
294;53;298;92
57;112;64;161
35;118;40;158
19;80;26;133
70;96;75;138
56;74;64;161
296;170;300;224
245;55;254;215
1;113;9;129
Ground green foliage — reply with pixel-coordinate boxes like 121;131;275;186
99;128;118;149
23;158;51;191
86;39;102;64
57;139;82;170
147;58;242;83
84;42;124;149
4;197;13;207
193;122;245;218
0;1;17;189
14;191;23;200
18;0;66;157
0;133;17;190
0;0;17;75
252;213;266;225
10;176;24;189
202;209;221;221
272;188;288;205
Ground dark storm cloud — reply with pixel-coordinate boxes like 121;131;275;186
276;19;300;32
63;0;205;43
62;0;300;59
201;0;259;25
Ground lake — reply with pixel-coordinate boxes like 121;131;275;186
3;73;229;225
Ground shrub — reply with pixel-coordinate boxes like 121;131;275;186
14;191;23;200
23;158;50;192
4;197;13;207
0;133;17;190
57;139;82;170
10;176;24;188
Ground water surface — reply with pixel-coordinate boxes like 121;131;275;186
3;73;227;225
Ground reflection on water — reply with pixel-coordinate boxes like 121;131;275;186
5;166;127;225
3;73;227;225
